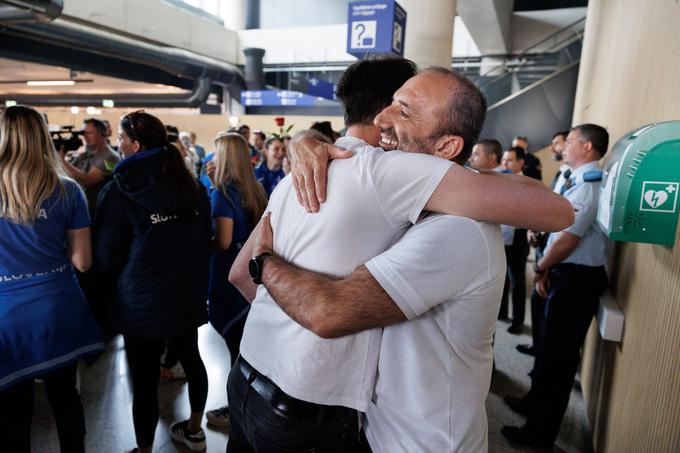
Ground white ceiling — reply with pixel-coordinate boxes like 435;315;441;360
0;57;189;96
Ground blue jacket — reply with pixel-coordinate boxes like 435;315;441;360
94;147;210;338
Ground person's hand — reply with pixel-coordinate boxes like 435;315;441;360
534;271;550;298
253;212;274;257
289;134;352;213
205;161;216;185
57;146;66;161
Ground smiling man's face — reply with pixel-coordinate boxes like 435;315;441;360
373;71;452;155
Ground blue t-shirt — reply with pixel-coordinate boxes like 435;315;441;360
211;183;251;245
209;183;253;335
0;178;90;279
254;163;285;196
199;152;215;192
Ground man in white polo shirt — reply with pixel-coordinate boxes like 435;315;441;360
227;61;574;452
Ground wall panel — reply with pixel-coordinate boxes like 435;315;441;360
573;1;680;452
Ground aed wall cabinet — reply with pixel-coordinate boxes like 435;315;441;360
598;121;680;247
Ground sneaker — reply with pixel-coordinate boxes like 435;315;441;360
206;405;230;427
160;363;186;380
170;420;206;451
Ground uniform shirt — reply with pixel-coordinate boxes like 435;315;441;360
70;145;121;208
254;163;285;196
552;163;572;194
199;152;214;191
364;214;505;453
239;135;453;411
211;183;251;245
0;178;90;281
545;161;609;267
501;171;523;245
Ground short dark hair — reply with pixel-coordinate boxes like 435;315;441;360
310;121;335;142
238;124;250;133
571;123;609;157
253;131;266;141
506;146;526;161
476;139;502;164
83;118;107;136
336;55;418;127
423;67;487;165
552;130;569;140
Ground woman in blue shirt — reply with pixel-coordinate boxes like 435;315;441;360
0;105;103;453
254;136;286;196
205;133;267;428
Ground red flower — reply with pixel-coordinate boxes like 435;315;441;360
274;117;285;127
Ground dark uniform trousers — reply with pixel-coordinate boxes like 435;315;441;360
525;263;608;442
500;228;529;326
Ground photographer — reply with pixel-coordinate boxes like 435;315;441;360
60;118;120;211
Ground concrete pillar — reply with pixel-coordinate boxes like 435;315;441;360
571;0;603;125
222;0;246;30
245;0;260;30
398;0;456;68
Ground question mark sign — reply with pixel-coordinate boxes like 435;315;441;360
355;23;366;46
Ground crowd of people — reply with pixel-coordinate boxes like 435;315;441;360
0;55;611;453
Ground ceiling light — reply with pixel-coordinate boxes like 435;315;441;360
70;106;80;114
102;99;115;108
86;107;102;115
228;116;239;127
26;80;76;86
5;100;17;107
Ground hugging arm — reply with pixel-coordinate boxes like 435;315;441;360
289;134;574;232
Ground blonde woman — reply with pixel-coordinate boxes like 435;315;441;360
0;105;103;452
205;133;267;428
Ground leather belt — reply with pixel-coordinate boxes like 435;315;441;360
236;356;353;423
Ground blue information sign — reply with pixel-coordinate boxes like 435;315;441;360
347;0;407;59
241;90;321;107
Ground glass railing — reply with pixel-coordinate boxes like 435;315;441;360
476;17;586;106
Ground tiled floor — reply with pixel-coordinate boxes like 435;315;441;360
31;314;593;452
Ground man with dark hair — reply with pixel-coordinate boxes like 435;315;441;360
60;117;121;211
335;55;418;127
470;138;503;171
520;128;572;356
225;60;573;453
500;146;530;333
503;123;610;447
513;135;543;180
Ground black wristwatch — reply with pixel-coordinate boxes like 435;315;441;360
249;252;272;284
533;262;546;275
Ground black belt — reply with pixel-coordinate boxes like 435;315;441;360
236;356;355;423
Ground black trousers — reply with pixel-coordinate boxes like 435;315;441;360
500;229;529;326
226;356;362;453
530;289;547;352
0;362;85;453
124;330;208;448
524;264;608;442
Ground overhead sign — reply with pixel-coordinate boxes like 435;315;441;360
289;75;336;101
241;90;321;107
347;0;407;58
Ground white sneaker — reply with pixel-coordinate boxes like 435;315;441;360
160;363;186;380
206;405;230;427
170;420;206;451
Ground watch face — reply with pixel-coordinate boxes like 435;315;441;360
249;258;259;278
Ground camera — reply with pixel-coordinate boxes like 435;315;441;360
51;126;83;152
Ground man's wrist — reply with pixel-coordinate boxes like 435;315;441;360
533;261;546;274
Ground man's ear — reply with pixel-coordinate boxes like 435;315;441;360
433;135;464;161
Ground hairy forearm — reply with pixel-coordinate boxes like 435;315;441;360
538;233;580;269
427;165;574;232
262;258;405;338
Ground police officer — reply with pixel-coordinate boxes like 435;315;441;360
501;124;611;447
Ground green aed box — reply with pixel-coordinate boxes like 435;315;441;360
597;120;680;246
